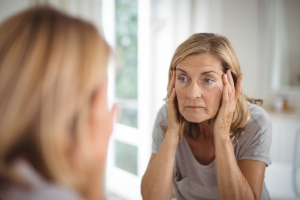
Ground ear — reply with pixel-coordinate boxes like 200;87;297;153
90;79;108;127
92;79;107;107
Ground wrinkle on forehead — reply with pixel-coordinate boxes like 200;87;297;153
177;53;224;74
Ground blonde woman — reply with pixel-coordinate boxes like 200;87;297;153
141;33;272;200
0;7;116;200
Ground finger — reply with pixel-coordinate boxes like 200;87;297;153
171;70;176;87
168;88;176;106
167;70;173;97
235;73;243;101
110;103;118;117
108;103;118;134
227;70;235;92
223;73;230;88
167;71;171;94
223;73;234;100
167;70;176;97
222;84;229;105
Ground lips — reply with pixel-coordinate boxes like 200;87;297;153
186;106;204;109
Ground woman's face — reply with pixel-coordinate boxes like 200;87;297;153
175;53;224;123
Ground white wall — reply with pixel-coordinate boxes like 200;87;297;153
0;0;29;24
0;0;103;33
151;0;269;111
191;0;262;99
153;0;300;108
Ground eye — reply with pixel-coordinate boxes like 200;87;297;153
204;79;213;84
178;77;188;82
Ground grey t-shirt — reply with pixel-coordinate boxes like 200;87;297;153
152;101;272;200
0;160;83;200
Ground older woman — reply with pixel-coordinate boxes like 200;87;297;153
0;7;116;200
141;33;272;200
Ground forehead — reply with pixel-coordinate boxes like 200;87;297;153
176;53;223;72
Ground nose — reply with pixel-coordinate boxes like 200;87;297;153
186;81;202;99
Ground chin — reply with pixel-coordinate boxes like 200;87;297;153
181;112;209;123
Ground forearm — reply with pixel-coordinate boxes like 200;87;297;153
141;132;179;200
215;135;255;200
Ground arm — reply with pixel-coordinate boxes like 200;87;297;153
141;133;178;200
214;70;266;200
141;71;179;200
215;135;266;200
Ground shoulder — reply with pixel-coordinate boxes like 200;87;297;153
157;103;168;119
0;161;83;200
32;185;83;200
155;103;168;126
245;101;272;131
0;183;83;200
236;101;273;146
235;101;272;165
152;103;169;153
237;101;273;148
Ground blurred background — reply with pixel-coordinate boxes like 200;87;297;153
0;0;299;200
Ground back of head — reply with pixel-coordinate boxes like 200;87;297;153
0;6;109;195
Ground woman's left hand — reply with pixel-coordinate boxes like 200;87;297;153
213;70;243;139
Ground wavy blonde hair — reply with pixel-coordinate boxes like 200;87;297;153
166;33;262;144
0;7;109;196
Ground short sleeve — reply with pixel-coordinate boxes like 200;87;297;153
237;104;272;167
151;104;168;154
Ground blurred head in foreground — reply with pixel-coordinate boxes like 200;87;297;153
0;6;112;199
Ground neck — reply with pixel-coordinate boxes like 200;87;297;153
198;120;212;140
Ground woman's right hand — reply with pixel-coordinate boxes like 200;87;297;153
88;79;117;200
166;70;180;136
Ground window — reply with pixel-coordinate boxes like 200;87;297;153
103;0;152;199
115;0;138;128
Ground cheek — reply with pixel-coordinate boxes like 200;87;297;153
175;83;186;106
203;85;223;111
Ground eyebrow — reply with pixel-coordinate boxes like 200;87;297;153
176;68;217;75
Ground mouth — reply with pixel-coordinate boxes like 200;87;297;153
185;106;204;109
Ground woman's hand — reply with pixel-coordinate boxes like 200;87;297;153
88;79;117;200
166;70;180;136
90;80;117;156
213;70;243;139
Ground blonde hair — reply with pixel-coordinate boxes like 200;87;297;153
166;33;262;144
0;6;109;196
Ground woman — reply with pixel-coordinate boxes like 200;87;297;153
141;33;272;200
0;7;116;200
